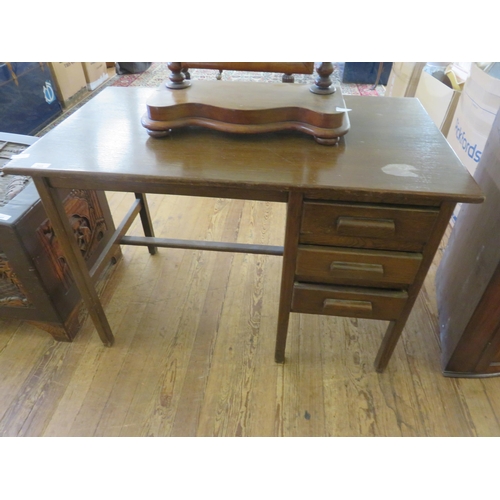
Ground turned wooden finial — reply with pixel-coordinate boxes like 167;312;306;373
166;62;191;89
310;62;336;95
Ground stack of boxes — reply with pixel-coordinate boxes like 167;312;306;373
48;62;109;107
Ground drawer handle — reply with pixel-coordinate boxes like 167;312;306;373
336;217;396;238
329;261;384;277
323;298;373;314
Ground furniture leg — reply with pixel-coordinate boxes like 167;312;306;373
370;62;384;90
275;191;303;363
28;304;82;342
374;319;406;372
374;201;457;372
166;62;191;89
135;193;157;255
310;62;336;95
32;177;115;346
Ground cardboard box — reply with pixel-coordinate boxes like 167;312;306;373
445;63;500;224
435;106;500;375
385;62;426;97
415;70;460;136
82;62;108;91
446;63;500;177
48;62;87;106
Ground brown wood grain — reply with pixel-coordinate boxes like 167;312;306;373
300;201;440;251
0;85;487;430
274;191;303;363
374;202;456;372
181;62;315;74
4;88;483;206
291;283;408;320
33;178;115;347
143;79;350;143
295;245;422;286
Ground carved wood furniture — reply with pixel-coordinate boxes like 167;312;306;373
436;110;500;377
141;62;349;145
4;87;483;372
0;132;121;341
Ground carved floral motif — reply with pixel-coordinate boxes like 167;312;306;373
0;252;31;307
37;189;108;290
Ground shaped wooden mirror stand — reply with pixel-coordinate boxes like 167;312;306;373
141;62;350;145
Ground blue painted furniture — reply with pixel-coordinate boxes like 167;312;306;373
0;62;62;135
342;62;393;86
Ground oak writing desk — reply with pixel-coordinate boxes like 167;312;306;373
4;87;483;372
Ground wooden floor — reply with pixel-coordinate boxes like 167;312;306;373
1;191;500;437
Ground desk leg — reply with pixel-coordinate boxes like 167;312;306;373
370;62;384;90
135;193;157;255
275;191;303;363
375;320;406;372
33;177;115;346
374;201;456;372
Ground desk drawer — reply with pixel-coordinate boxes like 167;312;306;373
292;283;408;320
300;201;439;251
296;246;422;287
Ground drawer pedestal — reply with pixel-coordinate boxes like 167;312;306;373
276;196;455;372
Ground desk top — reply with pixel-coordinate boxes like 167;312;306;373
5;87;483;205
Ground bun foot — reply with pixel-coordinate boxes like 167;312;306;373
314;136;340;146
147;129;171;138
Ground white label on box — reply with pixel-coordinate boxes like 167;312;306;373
0;213;12;221
31;163;51;168
11;153;30;159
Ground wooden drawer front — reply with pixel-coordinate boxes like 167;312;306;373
292;283;408;320
296;246;422;287
300;202;439;251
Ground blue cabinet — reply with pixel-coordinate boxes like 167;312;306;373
342;62;393;85
0;62;62;135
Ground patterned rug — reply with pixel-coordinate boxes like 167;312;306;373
36;62;384;137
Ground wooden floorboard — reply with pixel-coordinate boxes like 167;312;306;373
1;193;500;436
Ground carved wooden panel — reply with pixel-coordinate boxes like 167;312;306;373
0;252;31;307
36;189;108;290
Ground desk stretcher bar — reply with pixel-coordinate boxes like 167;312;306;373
120;236;283;256
95;195;284;274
